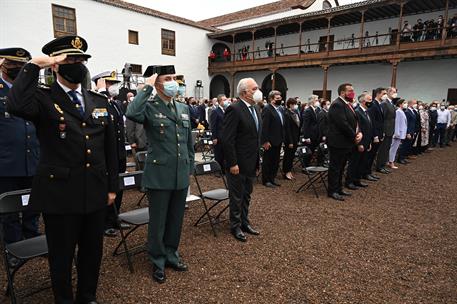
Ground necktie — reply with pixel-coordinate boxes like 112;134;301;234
276;108;284;125
68;90;84;117
249;106;259;131
168;101;176;114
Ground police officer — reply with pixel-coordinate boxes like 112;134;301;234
7;36;118;304
126;65;194;284
0;48;40;248
93;71;128;237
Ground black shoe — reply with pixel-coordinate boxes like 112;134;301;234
7;256;19;268
345;183;359;190
271;181;281;187
166;261;188;272
363;175;378;182
398;159;408;165
328;192;345;201
370;174;380;180
152;266;166;284
339;190;352;196
354;181;368;188
241;225;260;235
263;182;276;188
376;168;390;174
231;227;247;242
104;228;118;237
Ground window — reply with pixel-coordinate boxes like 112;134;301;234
52;4;77;37
161;29;176;56
130;64;142;74
128;30;139;45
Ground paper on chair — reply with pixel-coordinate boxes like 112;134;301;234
203;164;211;172
123;176;135;186
21;194;30;206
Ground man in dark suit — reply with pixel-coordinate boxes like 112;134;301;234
398;100;417;164
364;87;386;181
222;78;262;242
376;87;397;174
346;93;372;189
8;36;118;304
327;83;362;201
261;90;284;187
302;94;320;166
188;97;199;128
411;102;422;155
210;94;227;173
0;48;40;248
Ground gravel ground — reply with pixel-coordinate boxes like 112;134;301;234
1;146;456;304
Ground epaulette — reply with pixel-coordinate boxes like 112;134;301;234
38;84;51;90
88;90;108;99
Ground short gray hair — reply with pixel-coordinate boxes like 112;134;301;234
308;94;319;103
268;90;281;101
237;78;254;96
216;94;226;103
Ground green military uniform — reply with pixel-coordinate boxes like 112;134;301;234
125;84;194;270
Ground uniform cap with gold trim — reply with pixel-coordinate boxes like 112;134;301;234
42;35;91;59
0;48;31;63
91;71;120;83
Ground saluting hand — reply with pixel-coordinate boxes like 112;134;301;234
107;192;116;206
96;78;106;91
31;54;67;69
145;73;158;87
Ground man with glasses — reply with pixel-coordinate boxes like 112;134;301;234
8;35;118;304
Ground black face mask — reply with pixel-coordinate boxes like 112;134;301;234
4;67;22;81
366;102;373;108
58;63;88;84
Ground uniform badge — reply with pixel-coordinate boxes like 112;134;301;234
181;113;189;120
154;113;167;119
54;103;64;114
92;108;108;119
0;84;3;89
4;111;10;118
59;123;66;139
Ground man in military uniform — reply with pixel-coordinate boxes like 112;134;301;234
126;65;194;284
93;71;128;237
0;48;40;248
7;36;118;304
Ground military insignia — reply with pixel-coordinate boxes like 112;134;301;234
181;113;189;120
54;103;64;114
5;111;10;118
0;84;3;89
59;132;67;139
71;37;83;49
154;113;167;119
92;108;108;119
16;49;25;57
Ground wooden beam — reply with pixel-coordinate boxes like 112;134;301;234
298;22;303;58
271;69;277;90
252;31;255;62
322;65;330;100
442;0;450;46
232;34;235;66
230;72;235;98
390;59;400;87
326;17;332;55
359;11;366;50
274;27;278;61
397;2;404;50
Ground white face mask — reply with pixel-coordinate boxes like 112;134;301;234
391;93;398;99
381;94;388;101
412;104;418;109
419;105;424;110
128;97;134;102
108;83;120;97
253;90;263;103
430;107;437;111
314;101;320;108
440;106;445;110
293;105;298;110
402;103;408;109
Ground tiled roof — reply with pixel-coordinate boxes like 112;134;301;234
94;0;215;31
198;0;316;28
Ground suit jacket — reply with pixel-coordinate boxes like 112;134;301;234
7;63;118;214
302;107;319;142
367;99;385;140
405;108;417;135
327;97;358;149
381;100;396;137
222;99;261;177
210;106;224;141
413;109;421;133
189;104;199;128
355;106;373;149
125;118;147;150
261;103;284;146
197;103;206;123
394;108;407;140
0;77;40;177
317;109;329;141
283;108;300;146
126;87;194;190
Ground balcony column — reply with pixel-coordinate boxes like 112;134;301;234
274;26;278;61
232;34;236;65
271;68;278;90
298;22;303;57
396;2;404;49
326;17;332;55
390;60;400;88
441;0;450;46
359;10;366;50
230;72;236;98
252;31;255;61
322;65;331;100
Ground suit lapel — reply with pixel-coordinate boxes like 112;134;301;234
51;83;83;120
240;100;258;134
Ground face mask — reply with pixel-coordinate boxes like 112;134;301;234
293;105;299;110
419;106;424;110
253;90;263;103
5;67;22;81
346;91;355;101
324;105;330;110
366;102;373;108
274;99;282;106
381;94;388;101
430;107;437;111
58;63;88;84
412;104;418;109
177;86;185;96
162;81;179;97
391;93;398;99
440;106;445;110
128;97;134;102
402;103;408;109
313;101;320;108
108;83;120;97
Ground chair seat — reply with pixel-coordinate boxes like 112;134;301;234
202;189;229;200
126;162;136;168
6;235;48;260
119;208;149;225
306;166;328;173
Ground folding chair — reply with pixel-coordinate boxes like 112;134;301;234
134;151;148;206
193;161;229;236
295;147;328;197
0;189;48;304
112;171;148;273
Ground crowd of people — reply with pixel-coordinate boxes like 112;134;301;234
1;34;456;304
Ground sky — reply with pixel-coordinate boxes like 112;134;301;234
124;0;365;21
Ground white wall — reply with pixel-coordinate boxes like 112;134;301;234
1;0;212;98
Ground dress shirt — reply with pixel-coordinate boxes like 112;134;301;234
57;79;85;111
437;109;451;127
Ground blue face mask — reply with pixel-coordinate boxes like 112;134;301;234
177;85;186;96
163;81;179;97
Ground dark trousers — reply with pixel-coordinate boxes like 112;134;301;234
282;145;297;173
0;176;40;244
435;123;447;147
346;148;368;184
413;131;422;154
213;143;225;174
146;188;187;270
430;125;437;146
376;136;392;170
226;173;254;230
43;209;105;304
261;145;281;184
105;159;127;229
328;146;352;195
365;141;381;176
398;138;412;161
